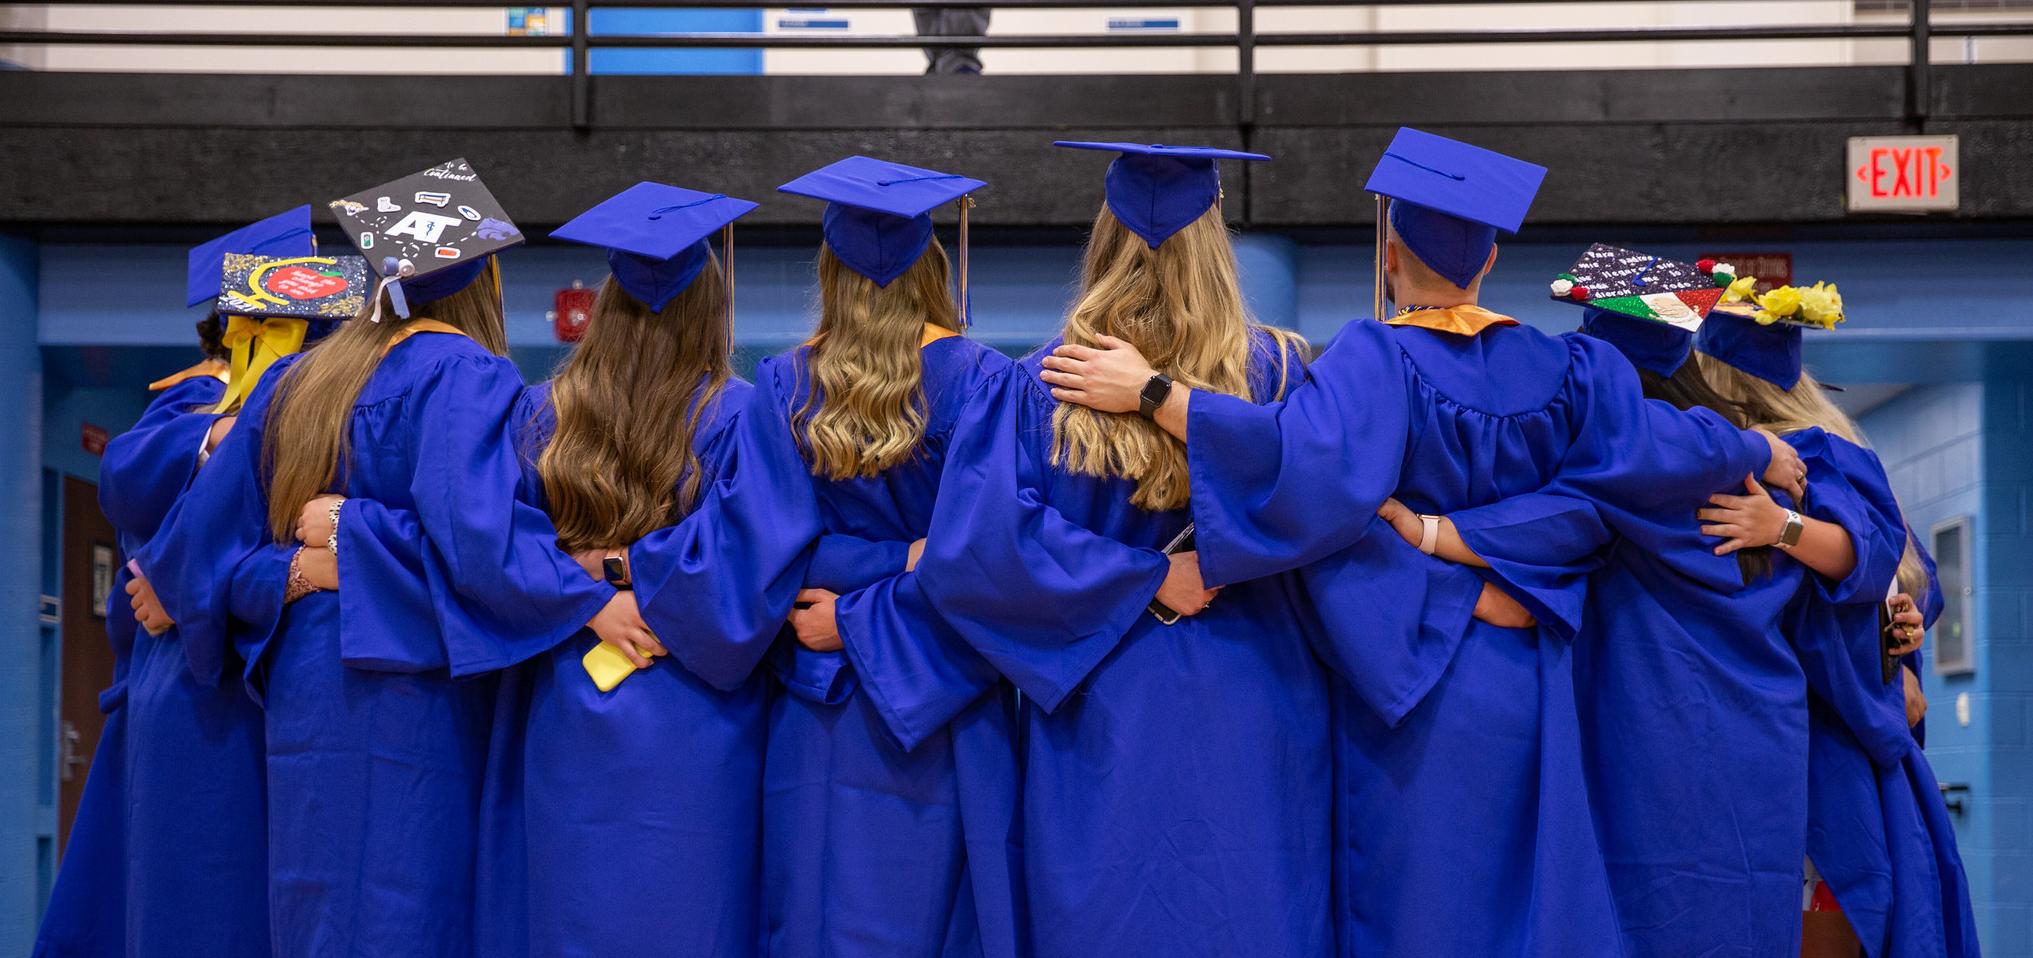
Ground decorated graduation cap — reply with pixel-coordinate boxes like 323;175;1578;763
216;254;371;321
1550;243;1735;333
329;158;523;320
1699;276;1846;391
186;206;316;309
552;183;758;312
779;155;985;323
1365;128;1546;313
1052;141;1269;249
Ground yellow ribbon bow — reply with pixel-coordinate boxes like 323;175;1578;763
213;315;309;414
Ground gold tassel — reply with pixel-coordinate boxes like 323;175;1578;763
957;196;973;329
723;223;736;329
1373;193;1387;321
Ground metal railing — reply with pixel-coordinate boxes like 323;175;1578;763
4;0;2029;129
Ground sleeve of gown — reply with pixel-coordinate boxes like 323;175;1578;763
1287;525;1486;727
393;355;617;677
134;365;290;689
1183;321;1416;589
1445;492;1614;641
1793;430;1906;607
629;382;823;692
807;534;910;591
912;368;1172;714
97;378;225;541
1553;334;1774;516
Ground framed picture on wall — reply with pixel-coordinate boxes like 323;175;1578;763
1931;516;1974;676
90;544;114;619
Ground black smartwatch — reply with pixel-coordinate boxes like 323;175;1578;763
602;554;632;590
1138;372;1175;420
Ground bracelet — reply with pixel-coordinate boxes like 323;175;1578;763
327;498;346;556
284;548;323;604
1417;514;1441;556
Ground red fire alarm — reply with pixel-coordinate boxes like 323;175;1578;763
552;283;595;343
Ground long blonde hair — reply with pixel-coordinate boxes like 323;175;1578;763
538;258;732;552
1696;352;1928;588
263;265;509;540
1053;205;1303;511
793;239;960;480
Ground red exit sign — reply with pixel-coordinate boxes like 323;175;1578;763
1847;135;1958;213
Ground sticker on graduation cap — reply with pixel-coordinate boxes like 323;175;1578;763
328;158;523;280
216;253;370;320
1551;243;1727;331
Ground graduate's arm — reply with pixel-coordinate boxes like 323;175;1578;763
804;533;913;592
97;377;227;539
628;383;825;691
1556;334;1802;514
403;355;617;677
1384;492;1613;640
1698;475;1858;580
910;369;1173;713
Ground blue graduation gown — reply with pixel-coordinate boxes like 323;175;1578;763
37;373;268;958
1783;431;1979;958
914;330;1334;957
139;333;614;958
754;337;1024;958
1181;318;1773;957
482;377;820;958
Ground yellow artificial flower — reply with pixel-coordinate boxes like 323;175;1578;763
1797;281;1845;328
1755;285;1802;323
1722;274;1758;304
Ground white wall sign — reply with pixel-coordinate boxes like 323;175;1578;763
1848;134;1959;213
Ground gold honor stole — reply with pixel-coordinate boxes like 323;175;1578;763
148;358;230;393
1384;305;1520;337
382;319;471;357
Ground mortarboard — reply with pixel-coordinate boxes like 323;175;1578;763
1365;128;1547;300
1699;276;1845;391
778;156;985;314
1550;243;1733;332
1578;307;1695;379
329;158;523;320
186;206;316;309
551;183;758;312
1052;141;1269;249
216;253;371;321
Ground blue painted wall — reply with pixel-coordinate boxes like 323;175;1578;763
0;233;45;955
585;7;764;76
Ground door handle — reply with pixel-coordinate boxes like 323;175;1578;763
60;721;86;782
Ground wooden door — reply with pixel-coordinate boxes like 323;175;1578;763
57;474;117;852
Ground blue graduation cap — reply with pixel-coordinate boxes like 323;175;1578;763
186;206;316;308
1579;306;1694;378
551;183;758;311
1053;141;1270;249
1698;308;1804;391
1365;128;1547;290
778;155;985;288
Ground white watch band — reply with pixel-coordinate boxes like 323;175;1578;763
1418;514;1441;556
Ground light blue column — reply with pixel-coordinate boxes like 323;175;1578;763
0;232;45;953
1234;232;1299;335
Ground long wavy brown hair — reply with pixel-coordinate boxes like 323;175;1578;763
262;264;510;540
1695;352;1928;587
1053;204;1304;511
537;258;732;552
793;239;960;480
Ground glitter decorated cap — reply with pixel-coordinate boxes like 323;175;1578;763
1548;243;1734;332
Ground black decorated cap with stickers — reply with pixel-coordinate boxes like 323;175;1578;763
329;157;521;317
1548;243;1734;331
216;253;371;320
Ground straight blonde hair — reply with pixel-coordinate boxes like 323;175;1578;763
1053;204;1304;512
537;258;732;552
793;240;960;480
262;267;509;540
